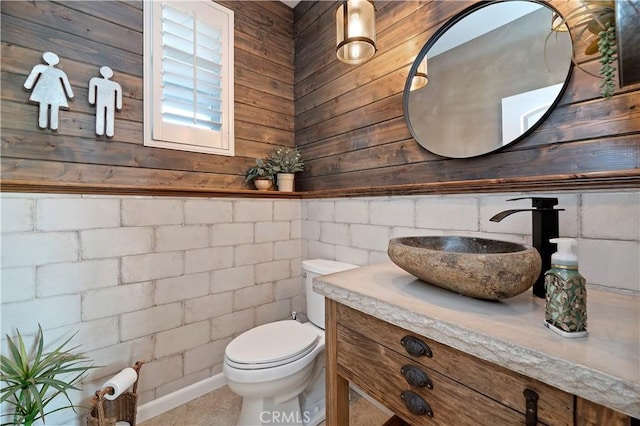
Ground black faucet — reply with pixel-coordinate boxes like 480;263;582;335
489;197;564;298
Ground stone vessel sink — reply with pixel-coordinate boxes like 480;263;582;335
388;236;541;300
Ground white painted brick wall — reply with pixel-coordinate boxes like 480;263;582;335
306;200;334;221
122;198;183;226
183;338;230;375
255;260;291;283
155;321;210;358
1;196;34;232
155;369;211;399
184;199;232;224
274;239;301;260
1;294;81;336
184;246;234;274
256;299;291;325
233;283;274;311
335;199;369;224
233;200;273;222
579;239;640;292
274;199;301;221
155;225;209;251
211;309;254;340
291;219;302;239
582;193;640;240
370;198;414;227
211;222;254;246
301;220;321;240
36;198;120;230
275;277;303;300
81;227;153;259
416;197;479;231
320;222;349;246
1;267;35;303
350;224;391;252
304;191;640;290
82;282;153;320
155;273;210;305
85;336;154;382
37;259;118;296
255;221;291;242
121;251;183;283
1;190;637;419
137;354;183;393
235;242;274;266
185;293;232;323
2;232;78;267
120;303;184;341
211;265;255;293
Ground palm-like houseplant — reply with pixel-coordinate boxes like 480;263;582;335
552;0;617;97
1;325;96;426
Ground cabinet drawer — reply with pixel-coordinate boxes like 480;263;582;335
337;304;573;426
337;324;525;425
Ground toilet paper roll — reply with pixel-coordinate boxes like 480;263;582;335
102;367;138;401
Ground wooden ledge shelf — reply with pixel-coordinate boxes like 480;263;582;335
2;170;639;199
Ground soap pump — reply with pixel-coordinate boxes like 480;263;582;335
543;238;588;338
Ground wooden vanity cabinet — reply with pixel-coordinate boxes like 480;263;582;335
326;300;633;426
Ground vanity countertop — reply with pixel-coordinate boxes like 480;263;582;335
313;262;640;418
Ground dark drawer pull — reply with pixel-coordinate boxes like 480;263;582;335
524;388;538;426
401;391;433;417
401;365;433;389
401;335;433;358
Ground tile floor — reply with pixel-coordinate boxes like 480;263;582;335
139;385;389;426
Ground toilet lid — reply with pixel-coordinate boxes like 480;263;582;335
225;320;319;367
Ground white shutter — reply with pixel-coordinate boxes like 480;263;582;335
144;1;234;156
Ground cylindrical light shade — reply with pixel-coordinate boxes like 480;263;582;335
336;0;376;65
410;57;428;91
551;12;569;32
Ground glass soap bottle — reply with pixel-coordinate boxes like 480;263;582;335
544;238;588;338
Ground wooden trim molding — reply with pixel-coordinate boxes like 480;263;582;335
2;170;638;199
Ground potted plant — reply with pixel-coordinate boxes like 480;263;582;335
245;158;274;191
1;325;97;426
551;1;617;98
267;146;304;192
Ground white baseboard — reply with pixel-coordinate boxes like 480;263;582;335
136;373;226;423
135;373;391;424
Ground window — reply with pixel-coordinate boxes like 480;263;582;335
144;1;234;155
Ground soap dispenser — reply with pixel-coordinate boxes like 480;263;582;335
543;238;588;338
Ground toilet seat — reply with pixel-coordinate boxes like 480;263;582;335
225;320;320;370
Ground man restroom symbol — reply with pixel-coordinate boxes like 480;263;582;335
89;66;122;137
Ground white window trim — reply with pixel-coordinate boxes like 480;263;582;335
143;0;234;156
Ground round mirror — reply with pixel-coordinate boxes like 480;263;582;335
404;0;573;158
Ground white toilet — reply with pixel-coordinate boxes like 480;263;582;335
223;259;358;426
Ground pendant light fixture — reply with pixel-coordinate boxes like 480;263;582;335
336;0;376;65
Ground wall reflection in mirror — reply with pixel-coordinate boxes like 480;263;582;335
405;1;573;159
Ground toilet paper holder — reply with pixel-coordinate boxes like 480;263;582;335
87;361;144;426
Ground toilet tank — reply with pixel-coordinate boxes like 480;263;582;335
302;259;358;329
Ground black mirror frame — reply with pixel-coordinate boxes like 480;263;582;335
403;0;575;159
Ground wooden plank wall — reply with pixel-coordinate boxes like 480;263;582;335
293;1;640;192
1;0;294;193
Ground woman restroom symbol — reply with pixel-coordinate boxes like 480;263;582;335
23;51;74;131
